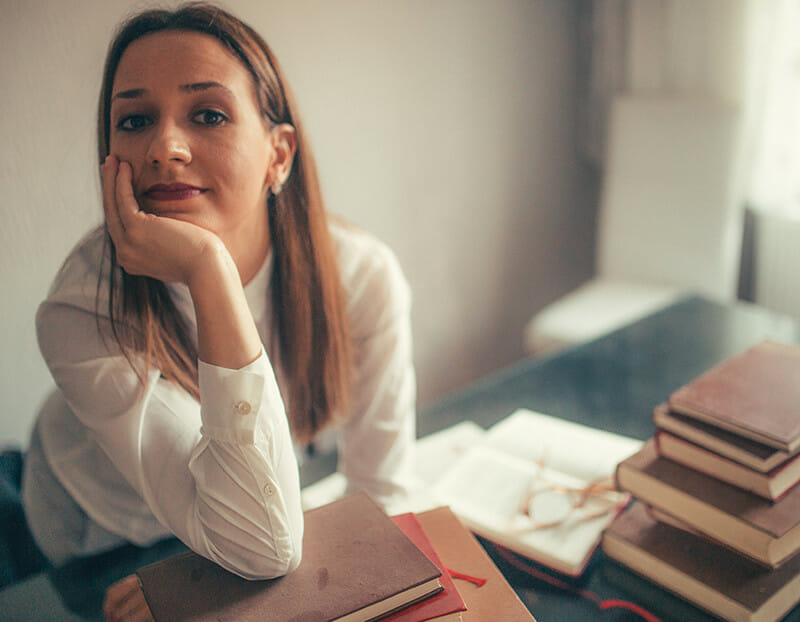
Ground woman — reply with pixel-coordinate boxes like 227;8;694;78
22;2;415;617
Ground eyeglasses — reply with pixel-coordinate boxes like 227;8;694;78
516;459;627;531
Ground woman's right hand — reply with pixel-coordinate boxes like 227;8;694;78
103;574;154;622
102;154;262;369
101;155;225;286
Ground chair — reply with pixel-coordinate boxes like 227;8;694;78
525;95;743;355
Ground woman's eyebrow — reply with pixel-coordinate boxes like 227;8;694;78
110;82;234;102
179;81;234;96
111;88;147;102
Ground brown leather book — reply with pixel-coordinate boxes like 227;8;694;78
602;502;800;622
136;493;443;622
415;507;536;622
616;440;800;567
655;430;800;500
668;340;800;451
653;402;791;472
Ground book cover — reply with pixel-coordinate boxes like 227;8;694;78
136;493;443;622
430;409;641;576
653;403;791;473
656;430;800;500
386;513;466;622
602;503;800;622
416;507;536;622
668;340;800;451
616;440;800;567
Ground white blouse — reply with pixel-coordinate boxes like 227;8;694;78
23;222;416;580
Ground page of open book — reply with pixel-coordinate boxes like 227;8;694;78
418;409;643;574
482;409;643;482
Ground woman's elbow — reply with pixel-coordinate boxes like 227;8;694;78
209;530;303;581
243;542;302;580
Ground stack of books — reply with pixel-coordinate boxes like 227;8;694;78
602;340;800;622
135;492;535;621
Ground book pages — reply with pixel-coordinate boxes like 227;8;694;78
424;409;642;575
483;410;643;481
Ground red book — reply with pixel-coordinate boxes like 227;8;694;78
387;513;467;622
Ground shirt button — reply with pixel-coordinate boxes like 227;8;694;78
264;483;274;496
234;400;252;415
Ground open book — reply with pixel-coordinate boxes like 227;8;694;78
301;409;642;576
419;409;643;576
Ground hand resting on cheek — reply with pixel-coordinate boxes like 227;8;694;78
101;154;225;286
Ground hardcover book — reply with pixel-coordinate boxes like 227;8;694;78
415;507;535;622
602;503;800;622
668;340;800;452
656;430;800;500
616;440;800;567
653;403;791;473
136;493;443;622
386;513;466;622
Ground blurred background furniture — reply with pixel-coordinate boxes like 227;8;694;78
524;95;743;355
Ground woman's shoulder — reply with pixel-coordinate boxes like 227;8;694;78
328;219;411;335
41;225;112;313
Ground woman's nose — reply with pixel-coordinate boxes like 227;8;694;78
145;121;191;165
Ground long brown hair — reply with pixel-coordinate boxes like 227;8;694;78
96;2;351;443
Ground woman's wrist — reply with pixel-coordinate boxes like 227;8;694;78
186;237;236;294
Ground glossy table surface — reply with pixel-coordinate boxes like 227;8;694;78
1;295;798;621
415;295;800;622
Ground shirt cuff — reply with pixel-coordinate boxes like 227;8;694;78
197;349;282;445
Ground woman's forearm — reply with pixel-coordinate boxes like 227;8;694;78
188;239;264;370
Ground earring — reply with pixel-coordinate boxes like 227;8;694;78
272;182;284;196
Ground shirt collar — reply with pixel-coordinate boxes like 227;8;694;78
244;251;273;324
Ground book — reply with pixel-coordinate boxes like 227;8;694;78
386;513;466;622
136;493;443;622
668;340;800;452
415;507;535;622
656;430;800;500
602;502;800;622
616;440;800;567
428;409;642;576
653;402;791;473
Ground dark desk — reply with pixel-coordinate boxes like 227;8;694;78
417;295;799;622
1;296;798;621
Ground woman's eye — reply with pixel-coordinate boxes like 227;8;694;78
192;110;227;126
116;115;152;132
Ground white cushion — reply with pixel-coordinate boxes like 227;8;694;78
524;279;685;355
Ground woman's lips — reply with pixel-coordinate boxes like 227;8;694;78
144;183;206;201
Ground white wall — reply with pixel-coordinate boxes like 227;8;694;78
0;0;594;445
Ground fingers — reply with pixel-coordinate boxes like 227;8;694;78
103;574;137;617
102;156;141;237
115;160;140;231
103;574;155;622
102;155;125;241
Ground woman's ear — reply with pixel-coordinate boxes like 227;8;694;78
268;124;297;192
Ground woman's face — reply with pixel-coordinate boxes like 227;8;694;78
109;31;283;255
